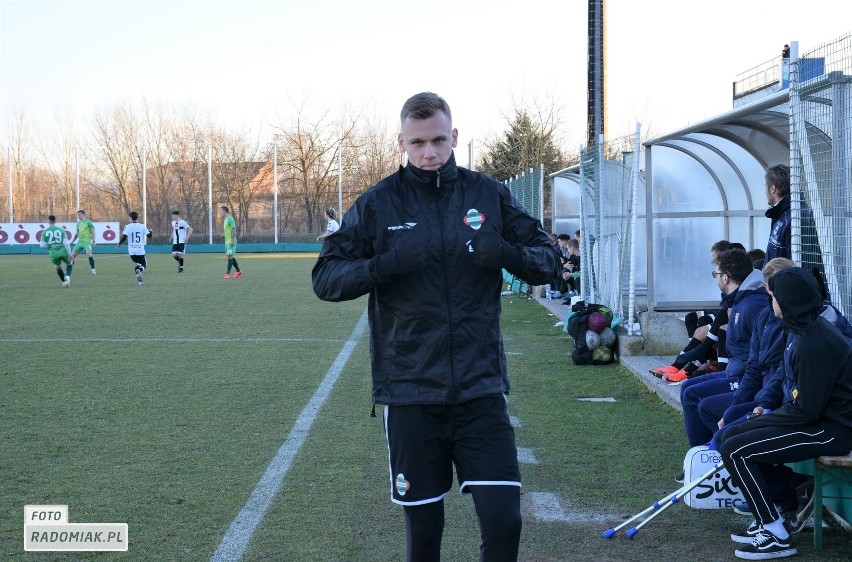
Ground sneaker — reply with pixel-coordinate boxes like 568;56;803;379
91;268;96;275
61;279;69;287
731;521;762;544
233;270;243;278
675;471;685;484
136;270;144;284
224;273;231;279
178;267;184;273
664;370;689;384
64;276;70;287
734;529;796;560
650;365;680;377
734;503;753;516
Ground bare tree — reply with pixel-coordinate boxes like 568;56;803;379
274;105;358;234
89;103;144;219
211;128;270;239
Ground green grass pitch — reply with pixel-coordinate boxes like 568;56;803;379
1;253;848;560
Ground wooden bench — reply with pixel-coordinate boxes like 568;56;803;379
813;452;852;550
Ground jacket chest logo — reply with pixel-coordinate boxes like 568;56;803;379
463;209;485;230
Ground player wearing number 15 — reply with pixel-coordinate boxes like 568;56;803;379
117;211;152;286
39;215;73;288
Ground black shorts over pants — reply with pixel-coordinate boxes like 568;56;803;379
383;394;521;506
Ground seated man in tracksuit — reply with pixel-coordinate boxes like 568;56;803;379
719;267;852;560
676;249;770;480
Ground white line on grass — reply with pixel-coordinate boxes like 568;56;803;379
0;337;347;344
210;310;369;562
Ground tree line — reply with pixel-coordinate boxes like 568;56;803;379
2;99;577;241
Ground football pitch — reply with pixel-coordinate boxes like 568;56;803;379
2;254;848;561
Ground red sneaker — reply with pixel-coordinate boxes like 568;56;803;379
224;273;231;279
233;270;243;278
650;365;679;377
663;370;689;385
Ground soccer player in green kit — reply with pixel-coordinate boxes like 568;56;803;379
39;215;73;287
221;206;243;279
70;209;97;274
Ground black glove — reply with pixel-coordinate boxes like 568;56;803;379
372;234;427;282
468;230;523;272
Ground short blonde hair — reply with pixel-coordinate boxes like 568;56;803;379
762;257;795;282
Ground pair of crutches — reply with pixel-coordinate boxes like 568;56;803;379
603;462;724;539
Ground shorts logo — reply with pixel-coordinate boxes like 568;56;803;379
463;209;485;230
395;473;410;496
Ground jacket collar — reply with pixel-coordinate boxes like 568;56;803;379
765;194;790;220
401;152;459;190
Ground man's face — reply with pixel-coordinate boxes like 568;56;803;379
712;268;727;292
398;111;457;171
77;211;84;220
766;183;779;206
767;285;783;318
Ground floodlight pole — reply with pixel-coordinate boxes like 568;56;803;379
141;148;147;225
273;139;279;244
337;141;343;220
208;142;213;244
74;146;80;213
7;146;12;222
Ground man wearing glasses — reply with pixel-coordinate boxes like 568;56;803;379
679;249;771;451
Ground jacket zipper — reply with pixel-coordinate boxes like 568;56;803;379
434;170;456;403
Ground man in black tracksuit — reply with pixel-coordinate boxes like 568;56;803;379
312;92;559;562
719;267;852;560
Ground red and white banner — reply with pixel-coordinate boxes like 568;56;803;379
0;222;121;245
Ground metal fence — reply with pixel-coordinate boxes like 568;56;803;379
575;128;643;332
791;33;852;318
505;165;545;222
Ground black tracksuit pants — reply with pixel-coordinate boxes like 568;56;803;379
719;422;850;524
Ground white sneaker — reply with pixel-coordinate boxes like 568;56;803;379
91;268;96;275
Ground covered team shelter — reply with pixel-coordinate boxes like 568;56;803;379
552;93;794;321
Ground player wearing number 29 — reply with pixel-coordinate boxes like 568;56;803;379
117;211;152;286
39;215;73;287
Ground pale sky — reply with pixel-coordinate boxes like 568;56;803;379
1;0;850;154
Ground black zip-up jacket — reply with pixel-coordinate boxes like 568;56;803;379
312;154;559;406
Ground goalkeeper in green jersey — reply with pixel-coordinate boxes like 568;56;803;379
39;215;73;287
70;209;97;274
220;206;243;279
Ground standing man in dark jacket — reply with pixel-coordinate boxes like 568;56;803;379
764;164;792;262
719;267;852;560
764;163;824;287
312;92;559;562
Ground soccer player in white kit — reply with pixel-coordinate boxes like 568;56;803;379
169;210;193;273
117;211;152;286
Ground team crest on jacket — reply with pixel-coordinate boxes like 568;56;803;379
464;209;485;230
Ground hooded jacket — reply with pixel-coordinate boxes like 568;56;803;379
730;305;784;406
312;153;559;406
744;268;852;450
723;268;771;379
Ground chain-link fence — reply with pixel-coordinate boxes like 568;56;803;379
505;165;545;222
790;33;852;318
574;128;644;332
